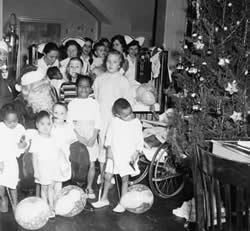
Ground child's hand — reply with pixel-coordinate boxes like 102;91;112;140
74;129;88;145
87;136;96;147
17;135;28;149
130;151;139;163
0;161;4;174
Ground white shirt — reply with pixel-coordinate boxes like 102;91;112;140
0;122;25;161
93;72;134;123
68;98;102;139
125;55;137;83
105;117;144;162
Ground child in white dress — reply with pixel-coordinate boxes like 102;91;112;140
68;75;101;199
93;50;133;183
51;103;76;193
92;98;143;213
30;111;61;217
0;104;27;211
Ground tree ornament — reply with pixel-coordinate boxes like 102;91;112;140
230;111;243;122
192;32;198;37
236;21;240;25
223;26;228;31
183;44;188;49
225;80;238;94
206;48;212;55
215;27;219;32
218;57;230;66
202;61;207;65
193;40;205;50
198;35;203;40
188;64;198;74
176;56;185;70
228;2;232;7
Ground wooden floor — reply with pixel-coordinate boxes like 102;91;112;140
0;180;193;231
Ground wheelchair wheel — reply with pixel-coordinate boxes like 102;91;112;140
129;155;150;186
149;142;185;198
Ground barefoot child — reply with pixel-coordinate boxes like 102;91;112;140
0;104;27;211
92;98;143;213
68;75;101;199
30;111;61;217
51;103;76;194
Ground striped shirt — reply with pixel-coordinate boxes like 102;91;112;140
59;82;77;104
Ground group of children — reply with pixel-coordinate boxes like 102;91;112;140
0;44;145;216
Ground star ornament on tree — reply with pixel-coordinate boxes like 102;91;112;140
218;57;230;66
230;111;243;122
193;40;205;50
225;80;238;94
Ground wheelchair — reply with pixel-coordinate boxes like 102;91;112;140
129;119;186;199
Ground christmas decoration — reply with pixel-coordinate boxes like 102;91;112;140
170;0;249;145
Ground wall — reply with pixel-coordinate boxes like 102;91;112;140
0;0;2;38
3;0;98;40
89;0;155;47
154;0;187;71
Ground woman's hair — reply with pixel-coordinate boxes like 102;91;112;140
112;98;131;116
104;49;125;69
84;37;94;45
93;41;105;54
66;57;83;82
68;57;83;67
126;40;140;53
99;38;110;45
64;40;82;57
43;42;59;54
111;35;127;52
0;103;18;120
76;74;92;88
35;110;50;124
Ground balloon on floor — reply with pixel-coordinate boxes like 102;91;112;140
15;197;50;230
54;185;87;217
120;184;154;214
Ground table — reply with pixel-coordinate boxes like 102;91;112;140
212;140;250;163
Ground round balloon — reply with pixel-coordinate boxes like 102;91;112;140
120;184;154;214
54;185;87;217
141;91;156;106
15;197;50;230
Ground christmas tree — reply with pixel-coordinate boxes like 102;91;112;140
170;0;250;146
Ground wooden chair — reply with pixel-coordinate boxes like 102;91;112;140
193;145;250;231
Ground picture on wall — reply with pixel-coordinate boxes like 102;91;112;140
17;18;61;77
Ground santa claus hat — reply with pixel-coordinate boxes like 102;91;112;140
21;68;45;86
0;40;8;53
